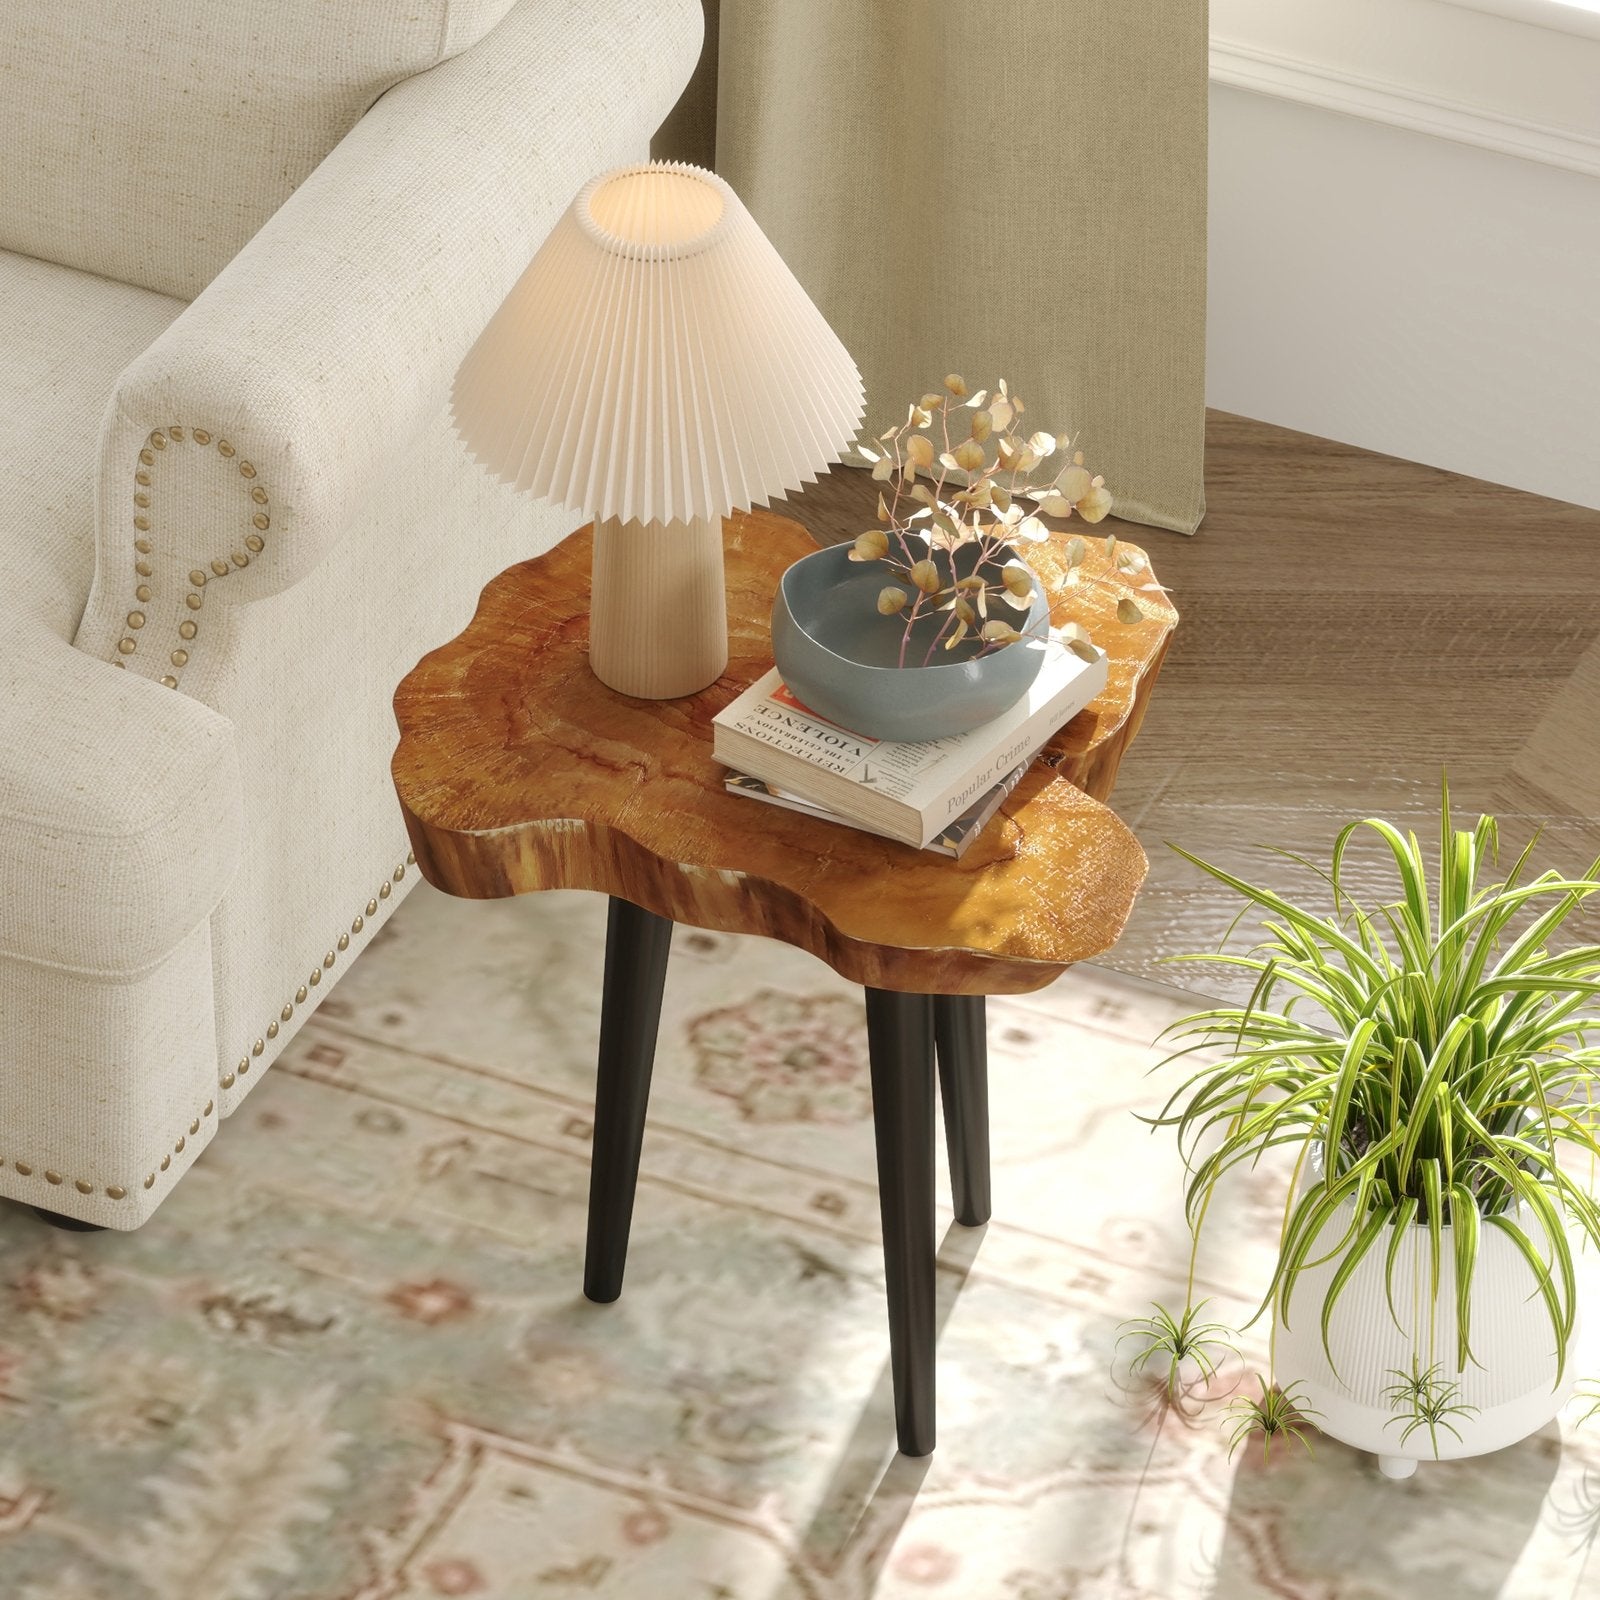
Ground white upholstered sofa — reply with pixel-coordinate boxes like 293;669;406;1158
0;0;702;1229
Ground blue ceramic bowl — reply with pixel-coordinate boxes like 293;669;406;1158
771;539;1049;742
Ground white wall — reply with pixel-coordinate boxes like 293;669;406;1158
1207;0;1600;510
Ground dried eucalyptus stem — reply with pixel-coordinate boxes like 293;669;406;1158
850;375;1147;668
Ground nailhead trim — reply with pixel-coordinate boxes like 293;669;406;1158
5;1094;216;1205
5;852;420;1212
222;852;416;1099
112;426;269;686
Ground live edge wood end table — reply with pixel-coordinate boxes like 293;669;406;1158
391;508;1176;1457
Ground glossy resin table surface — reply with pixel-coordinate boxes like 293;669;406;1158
391;510;1176;995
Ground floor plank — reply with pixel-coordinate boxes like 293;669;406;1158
782;412;1600;997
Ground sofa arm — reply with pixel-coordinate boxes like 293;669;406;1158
77;0;702;671
0;642;242;978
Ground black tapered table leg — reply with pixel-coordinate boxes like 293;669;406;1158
584;897;673;1303
865;987;938;1456
933;995;991;1227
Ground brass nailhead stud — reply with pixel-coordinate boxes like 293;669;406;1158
117;638;136;655
133;515;151;531
352;915;364;934
295;985;308;1003
379;882;391;899
266;1021;279;1040
407;851;416;864
193;429;211;444
250;486;267;505
185;593;202;610
136;561;153;577
112;660;126;669
231;552;249;568
75;1178;93;1194
251;1038;265;1056
203;1101;213;1117
211;559;229;577
136;468;151;486
139;448;154;466
127;611;145;629
309;969;321;986
188;1120;200;1136
281;1003;293;1022
365;900;377;917
135;538;153;554
394;865;406;881
171;649;189;667
134;492;150;508
174;1136;185;1154
14;1162;31;1175
136;585;152;603
160;1155;171;1171
238;1059;250;1075
160;676;177;688
108;1185;127;1200
244;534;264;553
149;432;166;450
337;933;349;951
169;426;184;441
239;462;256;478
144;1174;156;1189
323;951;336;969
221;1072;236;1090
190;569;207;586
218;440;235;457
179;621;198;640
252;514;268;531
44;1170;62;1185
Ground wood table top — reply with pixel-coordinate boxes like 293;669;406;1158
391;509;1176;995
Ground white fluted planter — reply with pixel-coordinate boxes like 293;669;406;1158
1274;1177;1577;1477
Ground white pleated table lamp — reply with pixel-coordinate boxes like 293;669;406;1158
451;162;865;700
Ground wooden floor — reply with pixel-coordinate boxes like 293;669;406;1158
784;411;1600;999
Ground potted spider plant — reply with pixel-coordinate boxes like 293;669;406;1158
1131;788;1600;1477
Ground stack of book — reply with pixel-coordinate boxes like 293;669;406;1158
712;646;1108;858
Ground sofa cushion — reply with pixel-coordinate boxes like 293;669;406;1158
0;0;521;300
0;252;186;646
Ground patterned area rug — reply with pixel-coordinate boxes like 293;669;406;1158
2;885;1598;1599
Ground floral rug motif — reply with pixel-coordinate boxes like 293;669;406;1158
1;885;1598;1599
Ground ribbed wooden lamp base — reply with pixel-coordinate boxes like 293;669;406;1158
589;515;729;699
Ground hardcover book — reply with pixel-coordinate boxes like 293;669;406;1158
711;645;1107;849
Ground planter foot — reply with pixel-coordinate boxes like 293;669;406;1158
1377;1454;1417;1481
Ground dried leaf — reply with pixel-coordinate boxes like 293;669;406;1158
967;389;988;409
1078;484;1113;524
1038;492;1073;518
857;444;879;464
909;482;936;506
1056;465;1091;503
944;373;969;397
953;596;977;625
906;434;935;469
1117;597;1143;625
990;397;1014;431
954;438;986;473
909;559;943;595
969;410;993;444
981;620;1021;643
1016;516;1049;544
991;484;1012;513
877;585;909;615
1029;431;1056;457
1066;536;1086;568
850;529;889;562
944;619;970;649
871;455;894;482
1002;563;1033;599
877;491;890;523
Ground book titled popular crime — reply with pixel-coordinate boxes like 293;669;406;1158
712;645;1107;849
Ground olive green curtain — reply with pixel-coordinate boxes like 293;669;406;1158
654;0;1208;535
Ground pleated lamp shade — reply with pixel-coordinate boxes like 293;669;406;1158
451;163;865;700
